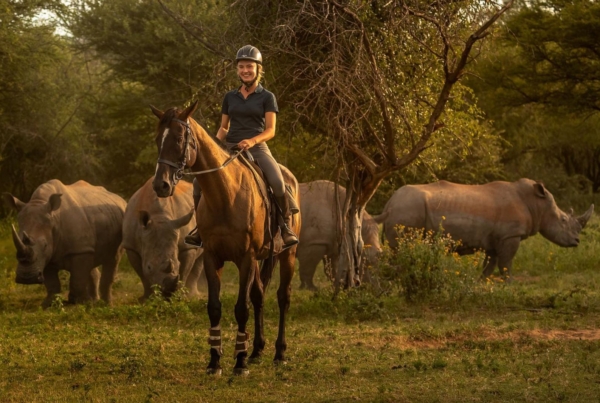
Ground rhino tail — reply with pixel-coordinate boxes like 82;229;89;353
371;210;389;224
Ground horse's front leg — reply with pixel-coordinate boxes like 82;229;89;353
233;253;257;375
275;247;296;364
204;252;224;375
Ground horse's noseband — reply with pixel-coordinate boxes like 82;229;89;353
156;118;195;185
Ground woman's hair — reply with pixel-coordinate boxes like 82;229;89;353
256;64;264;85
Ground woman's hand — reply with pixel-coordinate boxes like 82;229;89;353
238;138;257;150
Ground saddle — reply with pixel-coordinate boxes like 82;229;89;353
236;150;298;259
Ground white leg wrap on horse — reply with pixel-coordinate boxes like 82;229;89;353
233;331;249;359
208;325;223;356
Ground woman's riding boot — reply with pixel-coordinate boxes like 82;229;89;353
275;194;299;248
184;194;203;247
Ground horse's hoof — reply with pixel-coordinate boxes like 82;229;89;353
273;359;287;366
233;367;249;376
206;367;222;376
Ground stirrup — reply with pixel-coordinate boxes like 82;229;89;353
184;227;203;248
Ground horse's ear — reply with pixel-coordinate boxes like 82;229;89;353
180;100;199;120
149;105;164;120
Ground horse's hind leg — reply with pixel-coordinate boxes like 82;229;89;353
233;254;257;375
204;252;224;375
275;247;296;363
249;258;269;363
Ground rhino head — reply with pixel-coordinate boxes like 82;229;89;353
533;183;594;247
138;208;195;297
3;193;62;284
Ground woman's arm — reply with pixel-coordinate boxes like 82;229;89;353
238;111;276;150
216;114;230;142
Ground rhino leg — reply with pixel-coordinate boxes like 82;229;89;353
178;249;199;298
183;251;204;298
88;267;100;301
298;246;326;291
496;237;521;282
126;249;152;302
66;254;95;304
100;248;122;305
480;253;498;280
41;264;61;309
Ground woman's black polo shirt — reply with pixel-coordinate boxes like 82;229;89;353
221;84;279;144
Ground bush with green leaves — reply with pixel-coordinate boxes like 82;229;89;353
375;225;485;303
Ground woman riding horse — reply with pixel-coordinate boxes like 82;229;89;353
150;45;301;376
185;45;298;249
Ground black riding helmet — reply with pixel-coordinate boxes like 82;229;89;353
235;45;262;65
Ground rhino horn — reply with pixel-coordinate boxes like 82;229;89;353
370;211;389;224
11;224;27;255
577;204;594;228
171;208;195;229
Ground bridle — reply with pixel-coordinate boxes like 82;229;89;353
156;118;243;186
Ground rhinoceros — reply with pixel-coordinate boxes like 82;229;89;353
123;177;204;300
3;179;126;307
374;179;594;280
298;180;382;290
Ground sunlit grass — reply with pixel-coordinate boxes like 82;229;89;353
0;216;599;401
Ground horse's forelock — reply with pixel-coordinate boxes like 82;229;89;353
159;108;181;127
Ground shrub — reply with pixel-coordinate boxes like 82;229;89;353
375;225;484;303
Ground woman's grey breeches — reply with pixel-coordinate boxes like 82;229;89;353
193;142;286;197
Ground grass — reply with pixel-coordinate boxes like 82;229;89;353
0;217;600;402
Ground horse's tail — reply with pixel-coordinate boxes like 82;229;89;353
260;256;276;291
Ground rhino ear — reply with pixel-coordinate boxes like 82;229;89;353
2;193;25;212
533;182;547;198
138;210;151;228
179;100;198;121
150;105;164;119
48;194;62;212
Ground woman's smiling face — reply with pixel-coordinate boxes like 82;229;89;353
237;60;258;84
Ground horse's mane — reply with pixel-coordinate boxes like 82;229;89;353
161;107;232;155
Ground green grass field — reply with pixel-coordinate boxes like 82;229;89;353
1;217;599;402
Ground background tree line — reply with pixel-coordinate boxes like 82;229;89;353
1;0;597;217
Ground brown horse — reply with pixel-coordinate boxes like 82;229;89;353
150;101;301;375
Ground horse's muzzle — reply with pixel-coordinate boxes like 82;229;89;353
152;179;173;198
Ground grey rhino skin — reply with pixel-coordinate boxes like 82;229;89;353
375;179;594;280
123;177;204;300
298;180;382;290
4;179;126;307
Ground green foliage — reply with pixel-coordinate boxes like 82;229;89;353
469;0;600;199
376;226;484;303
0;0;104;206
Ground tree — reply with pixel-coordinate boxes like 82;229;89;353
228;0;514;291
0;0;102;208
469;0;600;198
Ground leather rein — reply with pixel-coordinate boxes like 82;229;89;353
156;118;242;185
